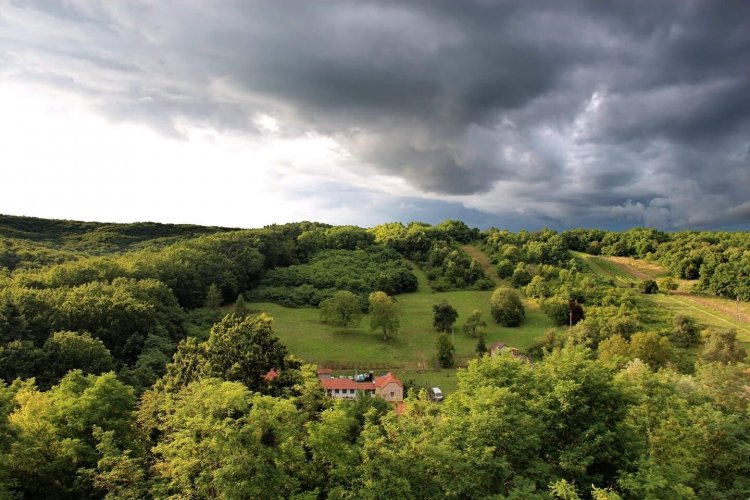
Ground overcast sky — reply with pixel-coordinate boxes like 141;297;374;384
1;0;749;230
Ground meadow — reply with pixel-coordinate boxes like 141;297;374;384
249;259;553;392
576;253;750;347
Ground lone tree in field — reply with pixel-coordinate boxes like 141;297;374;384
436;332;455;368
433;300;458;333
475;335;488;356
462;309;486;338
234;294;249;317
320;290;363;330
368;291;400;341
490;288;525;327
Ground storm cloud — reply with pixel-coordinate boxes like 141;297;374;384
2;0;749;228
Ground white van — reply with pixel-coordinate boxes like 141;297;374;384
429;387;444;402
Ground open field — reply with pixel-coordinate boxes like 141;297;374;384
607;256;666;280
249;254;552;393
244;247;749;392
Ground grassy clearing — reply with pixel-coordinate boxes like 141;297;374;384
607;256;666;280
573;251;750;347
646;294;750;347
575;252;635;284
248;258;552;394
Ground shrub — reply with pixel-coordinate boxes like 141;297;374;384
639;279;659;294
490;288;525;327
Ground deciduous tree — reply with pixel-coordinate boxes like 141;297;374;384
490;288;525;327
435;333;455;368
432;300;458;333
319;291;362;330
368;292;400;341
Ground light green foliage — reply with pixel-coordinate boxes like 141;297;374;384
490;287;525;327
234;293;249;316
0;216;749;498
597;335;631;367
319;290;363;330
659;277;679;292
87;427;149;500
432;299;458;333
629;332;674;370
306;395;389;495
368;291;400;341
525;275;550;300
571;305;639;348
435;333;455;368
7;372;136;498
203;283;222;309
462;308;486;338
151;379;307;499
550;479;580;499
599;332;673;370
496;258;514;278
616;361;750;498
528;328;565;358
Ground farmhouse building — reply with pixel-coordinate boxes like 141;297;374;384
319;371;404;402
490;341;532;363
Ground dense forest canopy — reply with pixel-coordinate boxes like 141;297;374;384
0;214;748;498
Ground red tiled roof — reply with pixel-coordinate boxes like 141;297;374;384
374;372;402;388
321;378;376;391
317;368;333;374
264;368;278;381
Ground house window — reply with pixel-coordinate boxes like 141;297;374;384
390;391;395;398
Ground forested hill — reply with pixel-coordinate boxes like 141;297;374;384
0;213;234;254
0;215;749;498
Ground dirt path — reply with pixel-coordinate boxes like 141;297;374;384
461;244;502;285
606;258;651;280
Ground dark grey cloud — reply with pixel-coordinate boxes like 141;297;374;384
2;0;749;228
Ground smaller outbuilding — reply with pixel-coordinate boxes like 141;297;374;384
490;342;532;363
